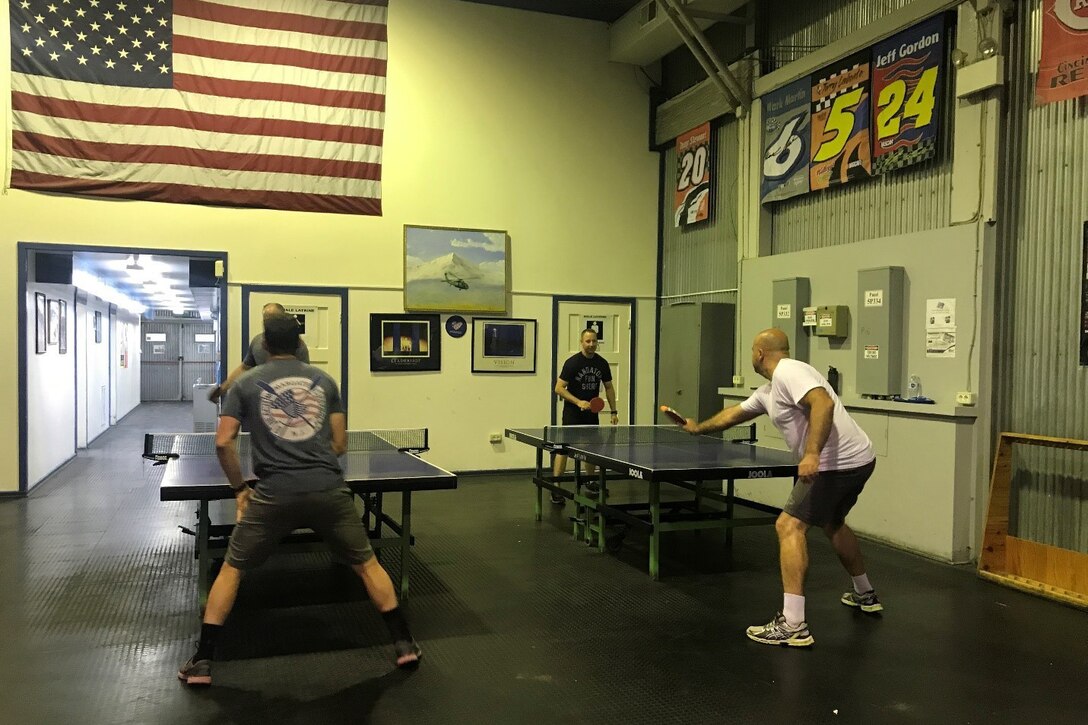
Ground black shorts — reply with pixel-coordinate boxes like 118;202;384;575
226;486;374;570
782;459;876;528
562;406;600;426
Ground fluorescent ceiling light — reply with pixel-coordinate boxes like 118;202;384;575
72;270;147;314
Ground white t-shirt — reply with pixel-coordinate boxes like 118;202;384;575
739;358;874;471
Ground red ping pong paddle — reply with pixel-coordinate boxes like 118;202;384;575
659;405;687;426
588;397;606;414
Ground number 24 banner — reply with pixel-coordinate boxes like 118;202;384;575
674;122;712;227
872;15;945;173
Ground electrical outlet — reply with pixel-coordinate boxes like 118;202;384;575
489;433;503;444
732;375;744;386
955;391;976;406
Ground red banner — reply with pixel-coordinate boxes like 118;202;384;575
1036;1;1088;105
674;123;712;227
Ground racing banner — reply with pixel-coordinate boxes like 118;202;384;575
872;15;946;173
760;77;812;203
810;51;873;191
1036;0;1088;105
674;122;712;227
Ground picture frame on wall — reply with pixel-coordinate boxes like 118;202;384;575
472;317;537;373
35;293;47;354
403;224;509;314
369;313;442;372
93;310;102;344
58;300;68;354
47;299;60;346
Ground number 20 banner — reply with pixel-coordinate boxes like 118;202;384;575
872;15;945;173
674;122;712;227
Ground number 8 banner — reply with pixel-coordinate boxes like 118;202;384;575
674;122;712;227
810;51;873;191
872;15;946;173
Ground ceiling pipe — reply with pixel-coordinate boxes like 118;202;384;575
658;0;752;115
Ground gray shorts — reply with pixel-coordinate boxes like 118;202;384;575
782;459;876;528
225;486;375;570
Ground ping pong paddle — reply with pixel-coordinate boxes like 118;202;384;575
659;405;687;426
588;397;606;414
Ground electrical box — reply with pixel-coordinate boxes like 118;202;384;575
656;302;735;422
815;305;849;337
772;277;810;361
856;266;905;396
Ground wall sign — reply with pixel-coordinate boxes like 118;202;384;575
583;318;606;343
1081;221;1088;366
1037;1;1088;105
674;122;712;227
810;50;873;191
761;77;812;203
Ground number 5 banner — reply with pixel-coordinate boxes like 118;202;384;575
674;122;712;227
872;15;946;173
761;77;811;204
810;52;873;191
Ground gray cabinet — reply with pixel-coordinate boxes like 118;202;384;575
656;302;735;422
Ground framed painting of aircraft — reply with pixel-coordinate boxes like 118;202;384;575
404;225;509;314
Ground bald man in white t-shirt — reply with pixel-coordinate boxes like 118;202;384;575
683;328;881;647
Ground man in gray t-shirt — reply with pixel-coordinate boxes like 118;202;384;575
208;301;309;403
177;313;421;688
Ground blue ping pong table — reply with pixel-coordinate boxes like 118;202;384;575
149;430;456;608
505;425;798;579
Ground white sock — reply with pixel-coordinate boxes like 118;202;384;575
852;574;872;594
782;593;805;627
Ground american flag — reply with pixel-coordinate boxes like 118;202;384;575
10;0;387;215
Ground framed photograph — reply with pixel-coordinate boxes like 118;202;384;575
370;313;442;372
472;317;537;373
47;299;60;345
58;300;68;354
404;224;509;314
93;310;102;344
35;293;47;354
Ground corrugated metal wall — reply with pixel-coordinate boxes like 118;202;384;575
140;320;216;401
995;0;1088;553
660;117;740;306
762;0;954;252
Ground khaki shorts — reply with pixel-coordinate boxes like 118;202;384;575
783;459;876;528
225;486;375;570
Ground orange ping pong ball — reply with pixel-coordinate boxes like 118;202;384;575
659;405;668;412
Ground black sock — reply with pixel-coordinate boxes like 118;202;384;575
195;623;223;660
381;607;412;643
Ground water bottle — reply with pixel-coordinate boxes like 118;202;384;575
907;375;922;400
827;366;840;395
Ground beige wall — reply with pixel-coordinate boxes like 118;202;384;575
1;0;660;490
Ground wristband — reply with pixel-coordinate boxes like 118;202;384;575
610;411;618;415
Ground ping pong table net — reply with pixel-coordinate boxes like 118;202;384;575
142;429;430;464
537;423;756;446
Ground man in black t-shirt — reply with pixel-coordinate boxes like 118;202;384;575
551;329;618;500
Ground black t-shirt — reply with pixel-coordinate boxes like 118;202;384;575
559;352;612;409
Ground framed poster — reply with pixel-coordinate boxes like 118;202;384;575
35;293;47;354
872;15;946;174
93;310;102;344
47;299;60;345
472;318;537;373
58;300;68;354
674;122;712;227
404;225;509;314
761;76;812;204
370;313;441;372
810;51;873;191
1081;221;1088;366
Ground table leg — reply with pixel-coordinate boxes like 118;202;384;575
534;447;543;522
398;491;412;602
726;479;735;548
197;501;210;612
374;492;385;564
572;460;584;541
595;468;606;553
649;482;660;580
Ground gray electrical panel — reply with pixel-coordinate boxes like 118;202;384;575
772;277;810;361
656;302;735;422
856;266;905;396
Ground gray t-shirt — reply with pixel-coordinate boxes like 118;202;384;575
243;333;310;367
222;359;343;493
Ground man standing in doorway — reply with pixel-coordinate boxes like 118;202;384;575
208;302;310;403
683;328;881;647
177;313;419;686
552;328;619;501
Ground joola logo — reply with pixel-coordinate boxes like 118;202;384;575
628;468;644;479
748;470;772;479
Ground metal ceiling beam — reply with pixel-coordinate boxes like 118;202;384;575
658;0;752;115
